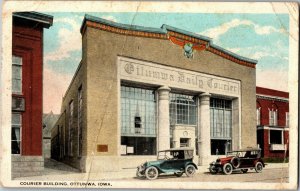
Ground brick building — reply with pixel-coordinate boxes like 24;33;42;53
51;14;257;173
12;12;53;178
256;87;289;159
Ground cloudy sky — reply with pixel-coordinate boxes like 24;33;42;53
42;12;289;114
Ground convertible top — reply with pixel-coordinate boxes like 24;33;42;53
160;147;194;152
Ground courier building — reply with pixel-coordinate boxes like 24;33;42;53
51;15;257;172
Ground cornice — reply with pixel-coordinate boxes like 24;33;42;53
81;14;258;68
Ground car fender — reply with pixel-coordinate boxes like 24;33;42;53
147;165;164;173
186;162;198;170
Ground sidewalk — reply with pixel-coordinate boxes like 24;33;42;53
13;159;289;181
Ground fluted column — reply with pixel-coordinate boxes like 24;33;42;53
157;86;171;151
198;92;211;166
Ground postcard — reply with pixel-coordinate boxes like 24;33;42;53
1;1;298;190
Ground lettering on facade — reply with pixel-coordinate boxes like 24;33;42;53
121;60;240;96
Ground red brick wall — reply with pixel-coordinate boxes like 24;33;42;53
256;87;289;159
257;99;289;127
13;19;44;156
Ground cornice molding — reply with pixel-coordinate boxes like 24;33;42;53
81;14;258;68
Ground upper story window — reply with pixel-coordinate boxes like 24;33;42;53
169;93;197;126
12;56;22;94
68;100;74;156
269;109;278;126
286;112;289;127
256;108;261;126
210;98;232;139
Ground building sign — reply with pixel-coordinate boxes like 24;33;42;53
118;57;240;97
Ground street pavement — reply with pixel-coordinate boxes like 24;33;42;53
14;159;289;183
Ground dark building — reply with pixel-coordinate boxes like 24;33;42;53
12;12;53;178
256;87;289;160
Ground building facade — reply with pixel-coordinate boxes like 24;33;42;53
12;12;53;178
256;87;289;159
52;15;257;173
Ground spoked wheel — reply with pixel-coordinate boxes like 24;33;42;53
174;172;184;177
145;166;159;180
255;162;263;173
223;163;233;175
185;164;196;177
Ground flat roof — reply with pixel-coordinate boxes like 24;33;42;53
13;12;53;28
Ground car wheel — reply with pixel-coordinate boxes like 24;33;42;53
185;164;196;177
241;169;248;173
136;169;144;178
174;172;184;177
255;162;263;173
231;157;240;168
209;166;218;174
223;163;233;175
145;166;159;180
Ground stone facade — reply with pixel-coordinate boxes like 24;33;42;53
52;15;257;172
11;156;44;178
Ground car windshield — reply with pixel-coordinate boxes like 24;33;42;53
226;151;246;157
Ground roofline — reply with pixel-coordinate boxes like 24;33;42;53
13;12;53;28
80;14;257;67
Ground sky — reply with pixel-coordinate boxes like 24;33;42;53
42;12;289;114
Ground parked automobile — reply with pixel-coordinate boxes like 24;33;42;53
209;148;265;175
136;147;197;180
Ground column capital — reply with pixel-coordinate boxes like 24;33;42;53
157;86;171;92
157;86;171;100
199;92;211;98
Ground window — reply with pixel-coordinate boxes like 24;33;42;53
269;109;278;126
78;86;83;157
121;86;156;136
12;56;22;94
210;98;232;155
12;113;21;154
256;108;261;126
269;130;283;144
169;93;197;126
69;101;74;156
121;86;157;155
286;112;289;127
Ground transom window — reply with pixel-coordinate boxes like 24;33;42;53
169;93;197;126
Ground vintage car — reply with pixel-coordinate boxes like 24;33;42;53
209;148;265;175
136;147;197;180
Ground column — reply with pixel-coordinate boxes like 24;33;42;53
157;86;171;151
198;92;211;166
